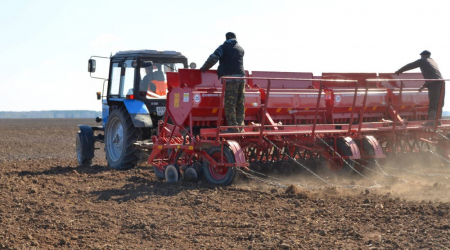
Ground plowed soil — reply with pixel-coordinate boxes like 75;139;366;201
1;119;450;249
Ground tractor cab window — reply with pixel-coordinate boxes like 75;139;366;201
121;60;135;97
139;62;184;99
109;60;135;98
109;63;121;96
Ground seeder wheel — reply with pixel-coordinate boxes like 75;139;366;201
320;138;355;175
203;146;236;186
281;162;294;176
183;167;199;182
153;165;166;180
249;162;262;173
165;165;179;183
271;161;283;176
355;138;376;172
260;162;271;175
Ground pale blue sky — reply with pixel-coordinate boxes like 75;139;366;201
1;0;450;111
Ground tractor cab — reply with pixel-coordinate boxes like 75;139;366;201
80;50;195;170
101;50;190;128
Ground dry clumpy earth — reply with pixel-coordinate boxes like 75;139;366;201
1;118;450;250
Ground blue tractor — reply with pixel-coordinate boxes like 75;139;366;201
76;50;195;171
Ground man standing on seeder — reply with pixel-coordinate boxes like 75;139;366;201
395;50;445;126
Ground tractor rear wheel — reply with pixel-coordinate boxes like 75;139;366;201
105;107;142;170
76;131;93;166
203;146;236;185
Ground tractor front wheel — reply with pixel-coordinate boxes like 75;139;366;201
76;131;93;166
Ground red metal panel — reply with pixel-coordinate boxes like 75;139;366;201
264;89;327;123
320;73;389;123
249;72;325;124
172;69;261;127
191;90;261;119
251;71;314;89
378;73;429;116
167;87;192;126
332;90;387;109
166;72;180;89
178;69;202;88
266;89;326;108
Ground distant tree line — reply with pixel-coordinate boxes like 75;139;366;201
0;110;102;119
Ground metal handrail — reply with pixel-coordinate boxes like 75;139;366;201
217;76;359;140
366;78;449;131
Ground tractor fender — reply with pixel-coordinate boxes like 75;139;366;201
77;125;95;158
224;140;246;167
363;135;385;159
122;99;153;128
342;137;361;159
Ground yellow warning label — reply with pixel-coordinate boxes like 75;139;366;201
212;108;218;113
158;145;162;149
348;107;352;111
372;106;377;111
305;107;309;111
189;146;193;150
401;105;405;110
276;108;282;113
174;93;180;108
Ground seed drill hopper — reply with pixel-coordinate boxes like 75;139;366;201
145;69;450;185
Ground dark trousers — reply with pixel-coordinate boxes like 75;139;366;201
427;81;445;120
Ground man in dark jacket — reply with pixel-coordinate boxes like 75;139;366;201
140;62;156;93
200;32;245;133
395;50;445;126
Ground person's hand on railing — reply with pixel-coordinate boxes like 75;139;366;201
418;86;426;92
395;71;401;76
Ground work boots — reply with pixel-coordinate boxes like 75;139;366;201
422;110;441;126
222;128;241;133
223;112;244;133
422;121;441;126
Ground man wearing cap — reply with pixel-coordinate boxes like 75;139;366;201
395;50;445;126
200;32;245;133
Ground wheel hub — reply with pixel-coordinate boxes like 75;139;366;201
107;117;125;162
112;132;123;150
